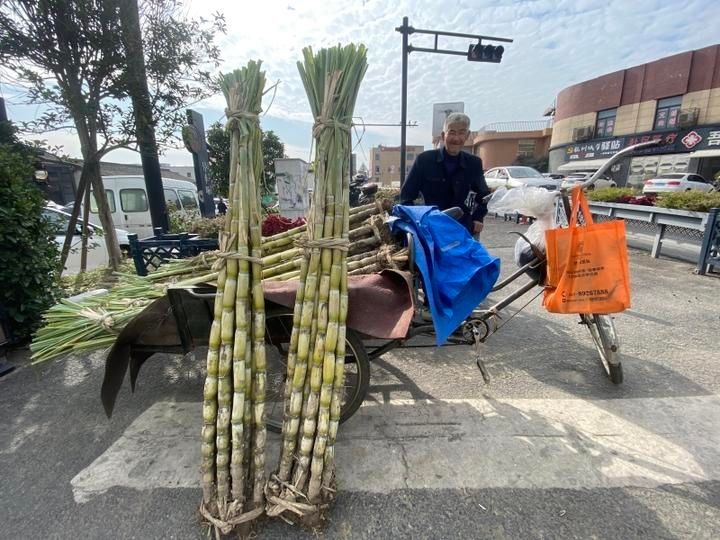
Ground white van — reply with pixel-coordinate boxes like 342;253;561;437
86;176;201;237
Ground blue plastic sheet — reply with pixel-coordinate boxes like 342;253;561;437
391;205;501;345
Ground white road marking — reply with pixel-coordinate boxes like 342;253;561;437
71;396;720;503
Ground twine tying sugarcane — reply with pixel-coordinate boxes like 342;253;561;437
224;108;259;131
294;235;350;258
199;503;264;536
211;231;263;271
78;308;117;332
312;116;351;138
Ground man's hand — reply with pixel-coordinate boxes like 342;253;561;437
473;221;484;234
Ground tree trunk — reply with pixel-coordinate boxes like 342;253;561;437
118;0;168;233
58;169;91;274
84;154;122;270
80;181;91;272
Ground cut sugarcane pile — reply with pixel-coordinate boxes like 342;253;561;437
30;263;216;364
29;200;405;365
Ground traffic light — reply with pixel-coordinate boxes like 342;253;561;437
467;43;504;63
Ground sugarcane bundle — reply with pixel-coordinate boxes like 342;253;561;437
198;61;267;536
30;262;217;364
265;43;367;526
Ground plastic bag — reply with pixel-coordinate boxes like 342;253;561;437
514;217;553;264
487;187;558;266
487;187;558;219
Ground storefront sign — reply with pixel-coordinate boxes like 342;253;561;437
561;125;720;162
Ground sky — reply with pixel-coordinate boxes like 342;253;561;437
2;0;720;168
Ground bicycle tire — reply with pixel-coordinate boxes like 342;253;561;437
582;314;623;384
264;309;371;433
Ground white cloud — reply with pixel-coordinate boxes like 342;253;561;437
8;0;720;167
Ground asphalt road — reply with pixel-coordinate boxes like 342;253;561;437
1;217;719;539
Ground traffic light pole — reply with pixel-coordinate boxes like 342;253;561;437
399;16;410;189
395;17;513;184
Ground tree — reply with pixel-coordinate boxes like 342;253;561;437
208;122;286;198
0;120;60;340
0;0;224;271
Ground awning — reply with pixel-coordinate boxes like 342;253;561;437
557;158;609;172
688;148;720;158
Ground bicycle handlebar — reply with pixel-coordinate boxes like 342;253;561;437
578;139;663;190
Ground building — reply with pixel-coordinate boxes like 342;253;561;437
162;165;196;181
370;145;424;187
549;45;720;187
470;120;553;170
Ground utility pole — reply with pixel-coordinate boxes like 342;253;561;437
395;18;513;184
0;97;7;122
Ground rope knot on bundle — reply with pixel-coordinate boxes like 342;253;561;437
312;116;351;139
225;108;259;131
294;235;350;258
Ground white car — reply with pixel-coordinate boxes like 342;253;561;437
43;205;130;274
484;166;559;191
642;173;714;194
560;173;617;191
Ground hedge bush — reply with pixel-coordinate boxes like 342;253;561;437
655;191;720;212
0;144;60;341
587;186;720;212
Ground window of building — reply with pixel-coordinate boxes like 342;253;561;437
654;96;682;130
89;190;116;213
374;153;380;162
186;172;192;178
406;152;415;161
120;188;149;213
595;108;616;138
517;139;536;157
374;165;380;174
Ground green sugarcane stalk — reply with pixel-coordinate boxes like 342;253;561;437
248;133;267;507
308;137;347;502
261;254;303;279
291;191;336;490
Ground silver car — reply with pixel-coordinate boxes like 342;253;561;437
484;166;559;191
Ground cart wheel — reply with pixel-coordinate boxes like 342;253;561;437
582;314;623;384
264;309;371;433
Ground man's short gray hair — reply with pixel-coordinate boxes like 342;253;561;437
444;112;471;132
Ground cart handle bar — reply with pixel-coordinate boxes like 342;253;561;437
577;139;662;191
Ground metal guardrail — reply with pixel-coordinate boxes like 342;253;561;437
697;208;720;275
588;202;719;274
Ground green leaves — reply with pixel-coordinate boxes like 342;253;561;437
0;141;60;341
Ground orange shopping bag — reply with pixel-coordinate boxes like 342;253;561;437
543;187;631;314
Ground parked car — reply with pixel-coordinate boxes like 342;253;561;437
484;166;559;191
560;173;617;191
43;204;130;274
642;173;714;194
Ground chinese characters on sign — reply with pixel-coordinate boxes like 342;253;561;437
563;126;720;162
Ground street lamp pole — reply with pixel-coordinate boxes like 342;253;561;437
395;18;513;185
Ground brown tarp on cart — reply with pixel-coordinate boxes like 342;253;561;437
101;270;414;416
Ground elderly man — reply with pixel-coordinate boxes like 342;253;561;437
400;112;490;236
